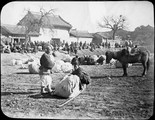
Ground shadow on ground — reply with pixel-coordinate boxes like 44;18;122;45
16;72;37;74
29;93;66;99
1;91;35;96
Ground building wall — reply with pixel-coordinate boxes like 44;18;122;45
69;37;92;44
30;28;70;43
30;28;92;44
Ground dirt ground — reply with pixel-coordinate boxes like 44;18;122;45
1;50;154;119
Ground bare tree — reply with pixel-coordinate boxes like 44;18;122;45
98;15;127;40
18;8;56;45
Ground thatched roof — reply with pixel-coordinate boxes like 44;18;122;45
17;11;72;31
1;24;40;37
69;29;93;38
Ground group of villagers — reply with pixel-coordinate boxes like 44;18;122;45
39;45;91;98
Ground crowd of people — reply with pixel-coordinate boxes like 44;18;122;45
0;38;133;55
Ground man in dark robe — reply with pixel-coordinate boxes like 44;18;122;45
71;56;91;90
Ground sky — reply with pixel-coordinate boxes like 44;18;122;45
1;1;154;33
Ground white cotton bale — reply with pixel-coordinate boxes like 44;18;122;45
16;59;23;65
108;59;116;68
54;75;80;98
110;58;116;65
91;55;99;62
128;63;132;67
32;58;40;65
54;60;65;65
52;64;62;73
61;62;73;73
11;59;16;66
52;51;62;57
28;62;40;74
20;64;28;69
24;58;34;64
62;54;72;62
52;60;64;73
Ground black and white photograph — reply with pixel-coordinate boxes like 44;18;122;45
1;1;154;119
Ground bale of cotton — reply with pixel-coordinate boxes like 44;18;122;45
91;55;99;62
32;58;40;65
16;59;23;66
22;58;34;64
62;54;73;62
52;60;64;73
28;62;40;74
61;62;73;73
11;59;17;66
109;58;117;68
19;64;28;69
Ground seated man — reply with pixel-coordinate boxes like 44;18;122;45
53;56;90;98
71;56;90;89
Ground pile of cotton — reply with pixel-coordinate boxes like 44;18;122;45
22;58;34;64
52;60;64;73
54;74;80;98
108;58;117;68
11;59;23;66
52;60;73;73
61;62;73;73
31;58;40;65
19;63;28;69
110;58;116;65
128;63;132;67
91;55;99;62
61;54;73;62
28;62;40;74
11;59;17;66
16;59;23;66
52;51;73;62
52;51;63;58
